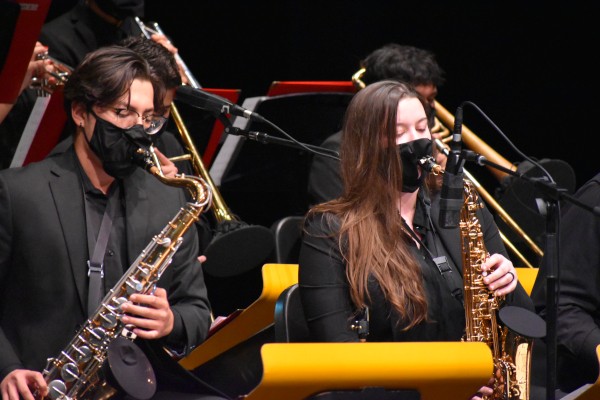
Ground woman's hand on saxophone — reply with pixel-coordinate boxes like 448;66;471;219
481;253;518;297
120;288;175;339
0;369;47;400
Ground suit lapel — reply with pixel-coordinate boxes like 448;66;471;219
49;150;88;314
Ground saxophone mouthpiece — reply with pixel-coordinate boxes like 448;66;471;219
418;156;443;175
133;147;160;175
133;148;152;169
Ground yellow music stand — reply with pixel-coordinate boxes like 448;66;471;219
514;267;539;296
242;342;494;400
180;263;298;370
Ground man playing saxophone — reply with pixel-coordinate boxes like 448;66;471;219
0;45;222;399
298;81;535;399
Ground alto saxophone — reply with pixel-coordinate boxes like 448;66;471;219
40;147;212;400
420;156;535;400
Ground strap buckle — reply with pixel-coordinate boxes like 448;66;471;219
432;256;452;275
87;260;104;278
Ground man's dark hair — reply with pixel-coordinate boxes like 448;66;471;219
119;36;181;114
361;44;445;87
63;45;153;134
119;36;181;90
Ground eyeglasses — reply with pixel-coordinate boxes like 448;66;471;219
113;108;168;135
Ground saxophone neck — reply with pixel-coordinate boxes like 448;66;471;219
135;147;212;208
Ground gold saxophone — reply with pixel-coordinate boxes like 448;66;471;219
419;155;536;399
40;147;212;400
459;178;533;400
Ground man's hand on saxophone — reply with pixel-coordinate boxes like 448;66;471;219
121;288;175;340
0;369;47;400
481;253;519;297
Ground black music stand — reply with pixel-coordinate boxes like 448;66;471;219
211;91;354;228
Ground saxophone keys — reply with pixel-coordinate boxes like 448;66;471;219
100;312;118;329
88;327;107;348
126;278;144;295
112;296;128;311
60;362;79;382
47;379;68;400
73;345;92;363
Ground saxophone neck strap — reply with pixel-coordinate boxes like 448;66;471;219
84;184;121;317
402;217;464;305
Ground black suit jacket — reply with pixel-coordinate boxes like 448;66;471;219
39;3;141;70
0;148;211;380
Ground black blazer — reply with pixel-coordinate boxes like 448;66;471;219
0;148;212;380
39;3;142;69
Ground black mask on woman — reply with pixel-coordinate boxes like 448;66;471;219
88;115;152;179
397;138;432;193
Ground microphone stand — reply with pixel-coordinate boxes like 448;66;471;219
223;125;341;161
461;150;600;400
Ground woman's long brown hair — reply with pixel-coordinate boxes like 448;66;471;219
310;80;429;329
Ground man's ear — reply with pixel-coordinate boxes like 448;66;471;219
71;102;87;128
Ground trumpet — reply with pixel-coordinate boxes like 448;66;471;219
30;52;72;96
135;18;274;277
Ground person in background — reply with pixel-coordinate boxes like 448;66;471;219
0;0;147;169
0;45;223;400
307;43;446;206
119;35;213;250
0;42;57;124
39;0;145;69
531;172;600;393
298;80;535;400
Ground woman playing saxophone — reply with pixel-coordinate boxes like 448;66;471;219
298;80;535;399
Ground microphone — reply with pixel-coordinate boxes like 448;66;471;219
438;103;466;228
175;85;264;122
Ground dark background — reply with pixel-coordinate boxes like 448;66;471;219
38;1;594;313
43;1;595;192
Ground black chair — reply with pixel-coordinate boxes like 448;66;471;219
270;215;304;264
273;283;310;343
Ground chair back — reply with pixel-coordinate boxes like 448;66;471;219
274;283;310;342
271;216;304;264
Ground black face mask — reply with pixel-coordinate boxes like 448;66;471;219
88;114;152;179
397;138;432;193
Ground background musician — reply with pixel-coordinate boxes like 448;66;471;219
298;80;534;399
0;0;157;170
118;35;214;251
39;0;145;70
531;173;600;394
307;43;446;206
0;42;58;125
0;45;223;400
